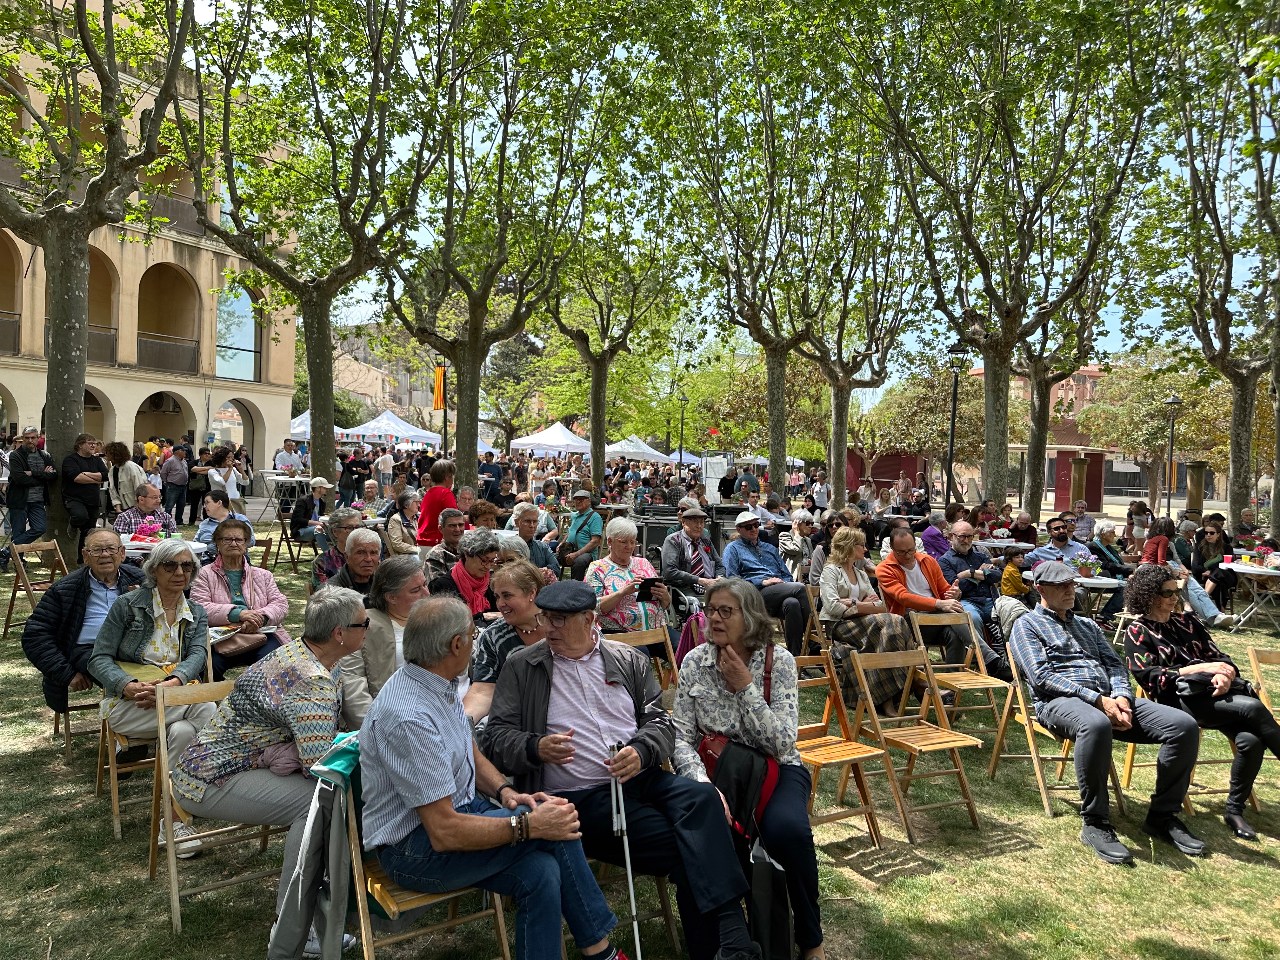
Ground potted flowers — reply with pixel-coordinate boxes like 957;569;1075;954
1067;554;1097;578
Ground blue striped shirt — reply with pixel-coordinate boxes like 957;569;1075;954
1008;605;1133;707
360;662;474;849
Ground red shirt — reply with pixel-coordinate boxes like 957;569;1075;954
416;485;457;546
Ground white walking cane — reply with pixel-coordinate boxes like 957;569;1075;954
610;743;643;960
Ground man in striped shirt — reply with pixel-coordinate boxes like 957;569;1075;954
1008;561;1204;865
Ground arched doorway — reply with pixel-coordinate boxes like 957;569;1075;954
39;387;114;441
137;263;200;374
0;230;20;354
210;398;264;467
134;391;195;446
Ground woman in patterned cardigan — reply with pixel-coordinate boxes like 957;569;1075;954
1123;564;1280;841
672;578;826;960
172;586;367;945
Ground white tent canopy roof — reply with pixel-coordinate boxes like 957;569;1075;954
288;410;344;441
509;422;591;454
338;411;441;445
605;435;674;463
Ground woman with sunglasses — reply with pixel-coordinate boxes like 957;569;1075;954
89;538;217;856
172;587;369;954
807;513;847;586
191;518;289;680
1192;521;1239;606
1123;564;1280;840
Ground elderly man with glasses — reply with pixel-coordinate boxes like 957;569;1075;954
1009;561;1204;865
723;511;815;656
112;483;180;537
485;581;759;960
22;528;144;716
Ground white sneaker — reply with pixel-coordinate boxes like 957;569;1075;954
1212;614;1236;628
302;930;358;957
157;820;203;859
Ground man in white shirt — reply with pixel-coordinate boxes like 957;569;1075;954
273;439;306;472
811;471;832;511
374;446;395;495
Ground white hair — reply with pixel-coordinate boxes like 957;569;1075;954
790;509;814;524
1096;520;1116;537
344;528;382;553
606;516;638;540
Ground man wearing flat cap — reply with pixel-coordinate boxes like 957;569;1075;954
485;580;760;960
722;510;815;655
661;504;725;596
558;490;603;581
1008;561;1204;866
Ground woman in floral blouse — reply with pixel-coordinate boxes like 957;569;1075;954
672;578;825;960
1123;564;1280;841
586;517;670;633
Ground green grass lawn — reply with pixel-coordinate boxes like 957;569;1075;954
3;527;1280;960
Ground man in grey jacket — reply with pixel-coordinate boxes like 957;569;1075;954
485;580;759;960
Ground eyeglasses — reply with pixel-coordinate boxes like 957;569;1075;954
536;612;575;628
347;618;371;630
706;604;739;619
217;537;247;545
954;534;975;541
333;524;360;533
158;561;197;575
1158;588;1180;598
477;553;500;566
84;546;122;557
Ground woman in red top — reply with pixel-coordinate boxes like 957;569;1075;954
1140;516;1177;565
415;459;456;546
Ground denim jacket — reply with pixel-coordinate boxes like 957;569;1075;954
88;587;209;698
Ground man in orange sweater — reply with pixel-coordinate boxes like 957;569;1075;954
876;525;1012;680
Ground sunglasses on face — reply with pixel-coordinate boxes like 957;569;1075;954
739;523;759;531
347;618;371;630
1158;587;1180;598
159;561;197;575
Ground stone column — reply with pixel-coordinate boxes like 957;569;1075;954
1070;458;1088;509
1185;460;1208;516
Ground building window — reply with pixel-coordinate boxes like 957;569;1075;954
216;286;261;381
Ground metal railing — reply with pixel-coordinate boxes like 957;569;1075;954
143;193;204;237
137;331;199;374
42;322;117;365
0;310;18;354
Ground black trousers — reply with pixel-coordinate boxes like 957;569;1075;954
561;766;749;960
64;499;101;557
757;764;823;950
760;581;814;655
1180;692;1280;814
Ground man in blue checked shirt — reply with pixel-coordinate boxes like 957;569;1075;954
1008;561;1204;867
723;511;814;655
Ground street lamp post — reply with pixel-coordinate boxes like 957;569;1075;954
1165;393;1183;518
678;391;689;475
944;339;968;505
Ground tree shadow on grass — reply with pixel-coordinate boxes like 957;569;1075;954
1129;936;1244;960
823;822;1039;885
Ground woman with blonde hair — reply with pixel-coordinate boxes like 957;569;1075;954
819;526;915;715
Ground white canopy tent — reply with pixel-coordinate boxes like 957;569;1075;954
477;437;499;455
339;411;441;446
288;410;345;441
673;450;701;465
509;422;591;455
605;434;674;463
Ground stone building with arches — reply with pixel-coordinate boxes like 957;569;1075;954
0;216;295;468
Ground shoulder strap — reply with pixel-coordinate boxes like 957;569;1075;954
763;643;774;704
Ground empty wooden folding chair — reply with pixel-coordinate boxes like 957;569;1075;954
988;652;1128;819
52;692;99;761
907;610;1012;738
612;627;679;691
793;651;887;846
847;647;983;843
803;585;827;651
256;536;275;570
1248;646;1280;715
150;680;287;933
3;540;70;639
275;509;314;574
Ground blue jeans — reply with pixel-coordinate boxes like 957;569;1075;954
378;797;616;960
7;500;47;546
1169;561;1221;620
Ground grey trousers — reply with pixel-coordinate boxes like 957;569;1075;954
1036;695;1199;826
103;698;216;757
175;768;316;911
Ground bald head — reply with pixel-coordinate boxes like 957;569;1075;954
949;521;975;553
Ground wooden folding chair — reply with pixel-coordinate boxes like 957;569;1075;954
847;647;983;843
803;585;827;651
95;718;158;840
1120;687;1258;815
3;540;70;639
793;651;887;846
275;510;314;574
907;610;1012;737
1247;646;1280;715
151;680;286;933
612;627;679;690
256;536;275;570
52;693;99;761
347;788;512;960
988;652;1128;818
579;861;681;953
1110;611;1140;651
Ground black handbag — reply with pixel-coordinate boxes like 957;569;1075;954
1175;671;1255;699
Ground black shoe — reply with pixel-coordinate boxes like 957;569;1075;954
1080;823;1133;865
115;743;151;766
0;549;8;573
1224;812;1258;841
1144;815;1206;856
715;947;762;960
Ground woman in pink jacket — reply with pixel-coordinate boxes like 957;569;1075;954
191;517;291;679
